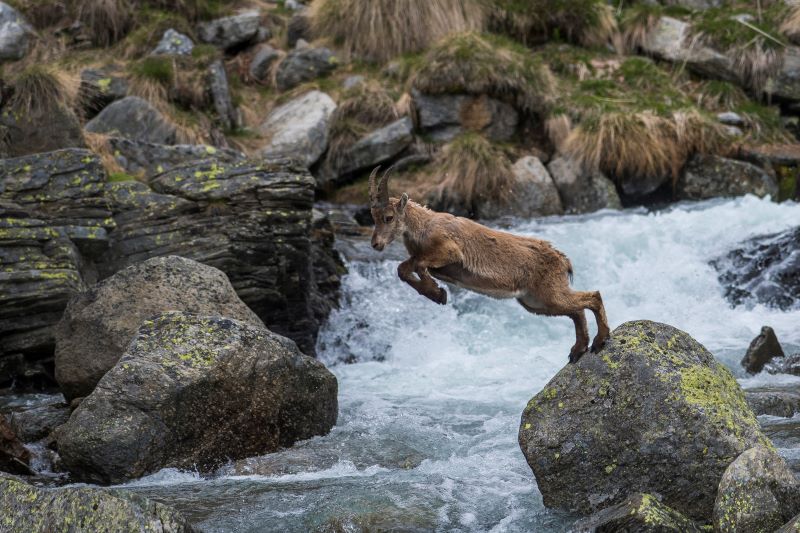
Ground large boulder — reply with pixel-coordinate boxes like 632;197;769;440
108;137;244;177
197;10;260;50
480;156;563;219
412;90;519;143
676;155;778;200
0;474;197;531
54;255;264;401
519;320;769;521
547;156;621;214
79;68;129;118
712;226;800;311
0;99;85;158
741;325;785;374
56;311;338;484
259;90;336;167
275;46;338;91
713;446;800;533
0;2;32;61
85;96;177;144
571;493;704;533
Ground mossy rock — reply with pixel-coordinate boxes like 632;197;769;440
0;474;197;532
571;493;705;532
519;320;769;521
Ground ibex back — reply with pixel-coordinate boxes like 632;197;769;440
368;167;610;363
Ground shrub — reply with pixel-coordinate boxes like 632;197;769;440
309;0;485;63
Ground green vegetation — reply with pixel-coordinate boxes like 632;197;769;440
130;56;174;85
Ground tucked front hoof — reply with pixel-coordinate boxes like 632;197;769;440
435;288;448;305
590;335;608;353
568;346;587;364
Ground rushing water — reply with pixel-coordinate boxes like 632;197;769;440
29;197;800;531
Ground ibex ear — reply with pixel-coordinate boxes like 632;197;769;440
399;193;409;213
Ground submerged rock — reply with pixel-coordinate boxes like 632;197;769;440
676;155;778;201
85;96;177;144
519;320;768;520
713;446;800;533
766;353;800;376
0;474;197;531
713;226;800;311
741;326;785;374
571;493;704;533
56;312;338;484
54;255;264;401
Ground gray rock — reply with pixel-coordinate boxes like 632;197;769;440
249;44;281;82
55;255;265;401
208;59;241;131
741;325;785;374
56;311;338;484
259;90;336;167
287;12;310;48
777;513;800;533
713;446;800;533
479;156;563;219
768;46;800;103
8;403;69;442
746;385;800;417
342;75;365;90
276;46;338;91
413;90;519;143
285;0;305;10
677;154;779;200
108;137;244;178
718;111;744;126
85;96;177;144
547;156;622;214
519;320;769;520
0;2;32;61
151;28;194;56
0;474;197;531
571;493;704;532
767;353;800;376
319;117;413;187
0;97;86;158
79;69;128;117
197;10;260;50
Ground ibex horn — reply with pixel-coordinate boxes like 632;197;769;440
377;165;394;207
368;166;381;209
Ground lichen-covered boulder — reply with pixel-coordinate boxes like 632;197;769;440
0;474;197;532
56;312;338;484
741;326;785;374
571;493;704;533
713;446;800;533
54;255;264;401
519;320;769;521
151;28;194;56
107;137;244;178
79;68;129;118
85;96;177;144
677;155;778;200
275;46;338;91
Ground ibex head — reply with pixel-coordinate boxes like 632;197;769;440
369;166;408;251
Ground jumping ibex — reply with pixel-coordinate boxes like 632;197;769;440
368;167;610;362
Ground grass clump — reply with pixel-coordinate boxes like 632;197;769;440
6;65;77;114
412;32;555;117
309;0;485;63
130;56;174;85
488;0;618;47
780;2;800;45
76;0;135;46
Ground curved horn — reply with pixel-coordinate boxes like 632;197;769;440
377;165;394;207
368;166;381;208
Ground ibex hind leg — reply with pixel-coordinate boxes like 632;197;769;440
575;291;610;352
516;294;590;363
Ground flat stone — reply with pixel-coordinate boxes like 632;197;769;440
85;96;177;144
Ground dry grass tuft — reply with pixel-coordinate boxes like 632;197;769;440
780;2;800;44
620;3;662;53
545;114;572;154
77;0;135;46
563;109;728;186
309;0;485;63
84;131;127;175
412;32;555;117
7;65;79;114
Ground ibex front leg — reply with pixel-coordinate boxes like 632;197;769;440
398;258;447;305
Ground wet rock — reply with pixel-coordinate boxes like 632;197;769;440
85;96;177;144
0;417;31;475
197;10;261;50
108;137;244;178
571;493;704;533
79;68;128;118
259;90;336;167
767;353;800;376
479;156;563;219
55;255;264;401
207;59;241;131
768;46;800;103
151;28;194;56
412;90;519;142
746;385;800;417
519;320;769;520
712;226;800;311
0;474;197;531
276;46;338;91
249;44;281;82
0;2;32;61
56;311;338;484
547;156;621;214
7;403;69;442
0;99;85;158
677;155;778;200
641;17;737;82
741;326;785;374
318;117;413;188
102;158;342;355
314;508;436;533
713;446;800;533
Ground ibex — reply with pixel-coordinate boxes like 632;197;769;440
368;167;610;362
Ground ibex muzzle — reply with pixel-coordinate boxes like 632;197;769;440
368;166;610;363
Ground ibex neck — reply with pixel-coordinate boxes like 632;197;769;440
401;201;433;248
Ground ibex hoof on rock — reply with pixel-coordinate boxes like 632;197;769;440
368;166;611;364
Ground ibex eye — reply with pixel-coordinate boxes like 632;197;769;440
385;216;394;223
